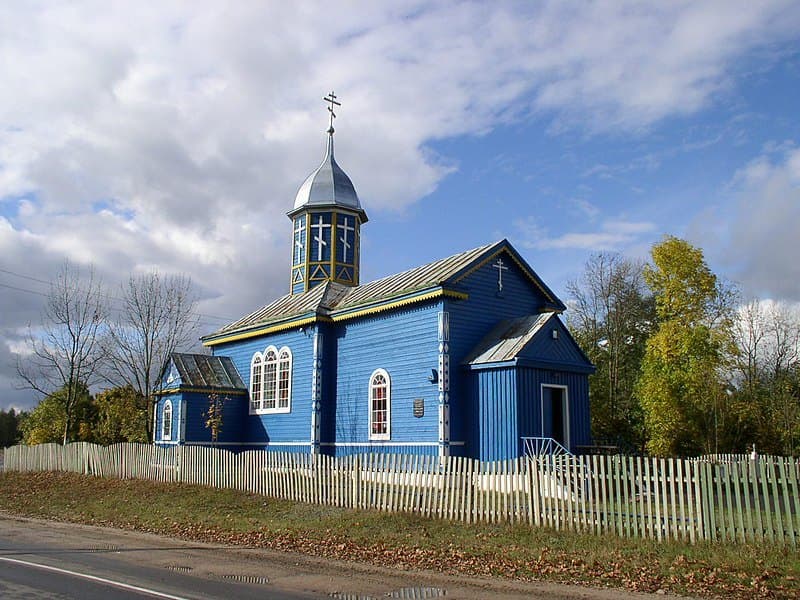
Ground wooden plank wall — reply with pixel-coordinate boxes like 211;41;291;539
4;444;799;547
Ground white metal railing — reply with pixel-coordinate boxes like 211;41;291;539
521;436;572;458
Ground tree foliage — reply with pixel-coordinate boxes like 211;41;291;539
637;236;735;456
0;409;25;447
204;393;228;445
567;252;654;452
21;382;94;445
16;262;107;444
93;385;148;445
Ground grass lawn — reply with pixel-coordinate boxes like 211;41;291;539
0;471;797;599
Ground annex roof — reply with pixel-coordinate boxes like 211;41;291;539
464;313;555;364
463;313;595;373
202;239;566;346
167;353;246;390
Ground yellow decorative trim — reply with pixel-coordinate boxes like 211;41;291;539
203;288;464;345
331;288;467;322
203;316;318;347
155;387;247;396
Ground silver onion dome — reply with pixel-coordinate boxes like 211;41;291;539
290;132;366;220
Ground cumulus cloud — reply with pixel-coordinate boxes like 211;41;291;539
719;146;800;300
1;1;798;408
514;216;656;251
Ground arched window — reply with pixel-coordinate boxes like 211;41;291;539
369;369;390;440
277;348;292;411
162;400;173;441
250;346;292;414
263;348;278;410
250;353;262;412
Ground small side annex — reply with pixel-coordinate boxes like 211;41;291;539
154;353;247;447
464;313;595;461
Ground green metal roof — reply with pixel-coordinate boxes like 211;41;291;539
202;239;565;343
169;353;246;390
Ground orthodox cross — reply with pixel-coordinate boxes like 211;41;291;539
337;216;354;263
293;218;306;263
312;215;331;261
493;257;508;292
324;91;341;132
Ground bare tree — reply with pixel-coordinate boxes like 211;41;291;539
104;272;198;440
16;262;107;444
566;252;654;452
732;299;800;454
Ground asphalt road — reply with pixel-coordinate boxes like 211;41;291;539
0;512;689;600
0;517;315;600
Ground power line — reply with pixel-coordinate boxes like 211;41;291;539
0;282;49;298
0;267;236;323
0;279;232;328
0;268;51;286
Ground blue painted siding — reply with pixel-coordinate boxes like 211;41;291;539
516;368;591;451
518;316;593;371
328;444;439;457
446;253;550;447
333;302;441;449
468;366;591;459
471;367;518;461
213;327;315;446
181;392;246;445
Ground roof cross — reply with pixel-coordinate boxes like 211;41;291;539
323;91;341;133
493;257;508;292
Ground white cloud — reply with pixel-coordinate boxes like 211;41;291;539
514;216;656;251
717;146;800;300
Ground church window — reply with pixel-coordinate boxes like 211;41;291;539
369;369;391;440
293;215;306;265
250;346;292;414
250;354;262;412
278;348;292;410
162;400;173;440
263;348;278;410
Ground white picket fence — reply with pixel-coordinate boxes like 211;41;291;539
4;443;800;546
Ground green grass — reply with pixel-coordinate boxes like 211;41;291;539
0;471;798;598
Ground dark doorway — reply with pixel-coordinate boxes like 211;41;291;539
541;385;568;448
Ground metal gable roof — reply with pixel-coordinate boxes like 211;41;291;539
170;353;246;390
214;280;342;336
464;313;555;365
202;239;566;344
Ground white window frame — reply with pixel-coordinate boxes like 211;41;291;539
262;347;278;411
540;384;570;450
277;347;292;411
162;400;173;441
250;352;263;412
251;345;292;415
368;368;391;441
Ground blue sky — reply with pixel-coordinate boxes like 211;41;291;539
1;1;800;411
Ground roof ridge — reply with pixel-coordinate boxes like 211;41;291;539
358;240;501;288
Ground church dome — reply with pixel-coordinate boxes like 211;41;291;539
291;134;364;215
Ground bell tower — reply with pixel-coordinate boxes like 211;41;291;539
287;92;368;295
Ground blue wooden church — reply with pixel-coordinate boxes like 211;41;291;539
154;97;594;460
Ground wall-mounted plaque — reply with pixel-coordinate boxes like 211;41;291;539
413;397;424;418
